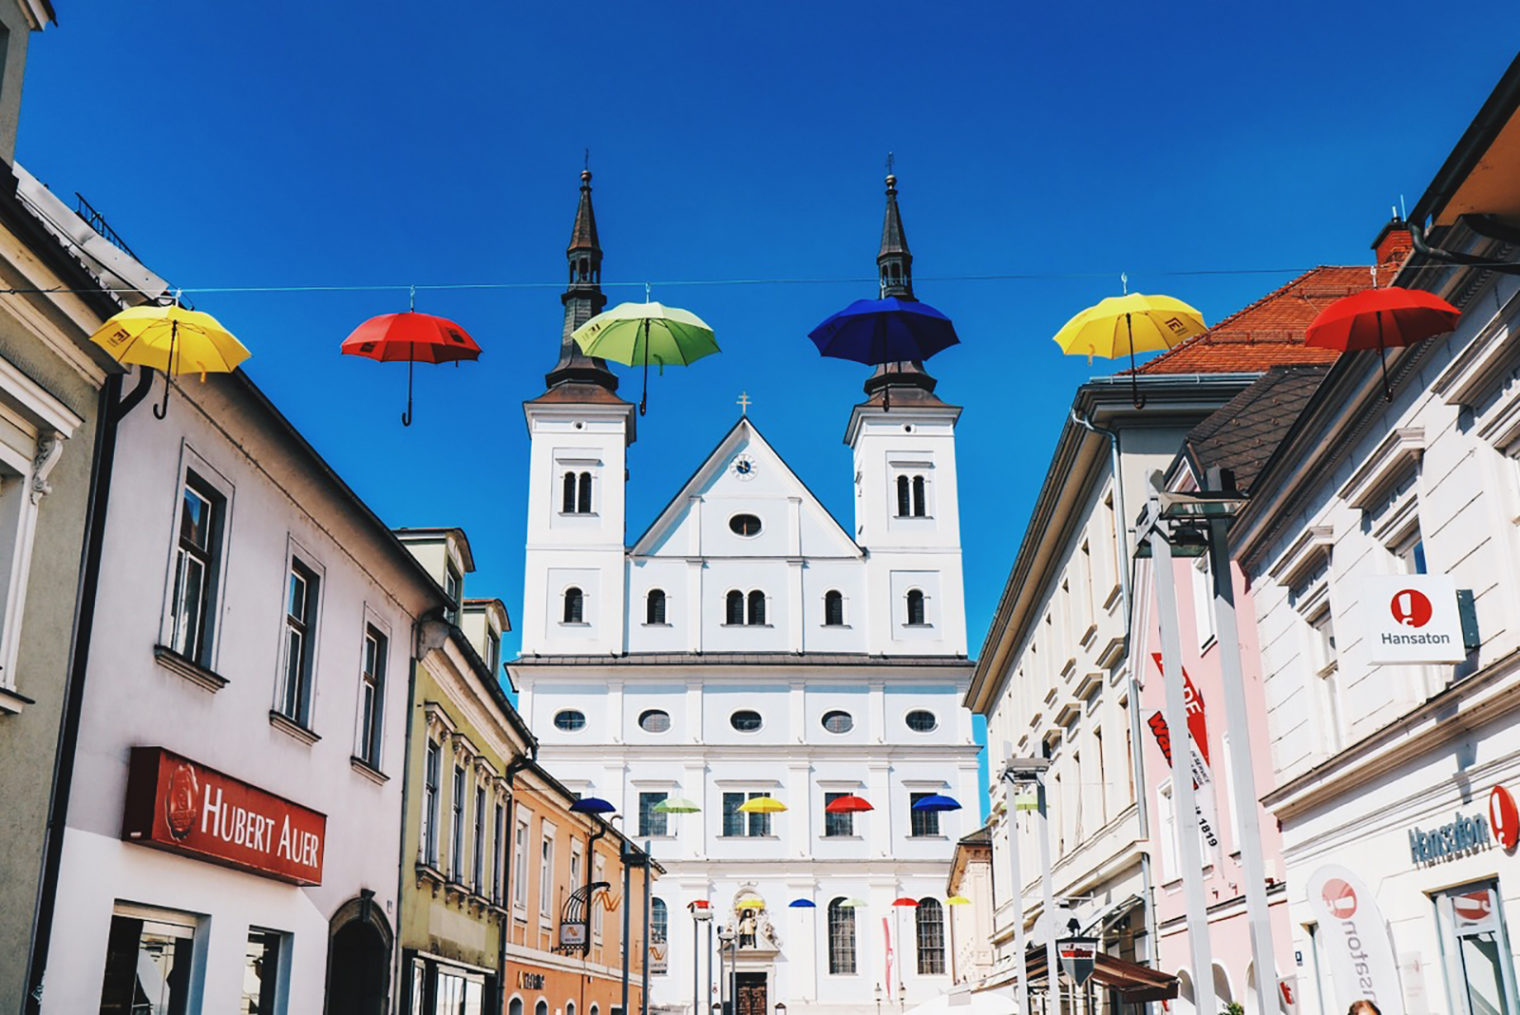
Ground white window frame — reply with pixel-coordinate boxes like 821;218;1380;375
1192;556;1217;650
354;612;390;769
539;829;556;921
513;814;530;910
274;538;324;728
159;447;234;672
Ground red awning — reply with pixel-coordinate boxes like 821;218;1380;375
1020;950;1178;1003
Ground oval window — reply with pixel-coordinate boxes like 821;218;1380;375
821;710;854;734
905;710;938;733
554;709;586;732
730;709;763;733
729;514;762;537
639;709;672;734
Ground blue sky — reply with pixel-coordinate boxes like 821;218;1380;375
19;2;1518;673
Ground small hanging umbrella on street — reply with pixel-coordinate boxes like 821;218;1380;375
572;298;719;416
736;894;766;910
788;899;818;909
945;896;971;906
910;794;962;813
807;296;960;411
891;898;920;908
653;796;701;814
568;796;617;815
824;795;874;814
839;898;868;909
90;301;251;419
341;293;482;426
1051;291;1208;409
1305;285;1459;400
737;796;787;814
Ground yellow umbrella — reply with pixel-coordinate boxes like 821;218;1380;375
737;796;787;814
946;896;971;906
736;895;765;910
90;303;251;419
1051;292;1207;408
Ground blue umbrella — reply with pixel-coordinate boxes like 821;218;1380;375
808;296;960;410
569;796;616;815
911;794;962;813
788;899;817;908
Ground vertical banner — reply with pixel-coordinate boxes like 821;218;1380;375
1147;655;1222;854
883;917;895;1000
1305;865;1406;1015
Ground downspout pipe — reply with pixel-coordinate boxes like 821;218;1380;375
24;366;153;1014
1408;217;1520;276
1070;410;1161;983
499;748;536;1015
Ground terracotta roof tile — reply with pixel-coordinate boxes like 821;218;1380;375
1134;266;1370;375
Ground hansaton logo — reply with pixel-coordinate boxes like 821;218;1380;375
164;762;199;841
1322;878;1358;920
1453;890;1493;924
1490;785;1520;853
1390;588;1434;628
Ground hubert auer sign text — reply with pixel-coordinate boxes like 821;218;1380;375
1360;575;1466;664
121;746;326;885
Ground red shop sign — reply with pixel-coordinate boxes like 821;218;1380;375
121;746;326;886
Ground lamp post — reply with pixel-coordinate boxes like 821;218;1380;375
874;983;883;1015
1002;758;1053;1015
897;982;906;1014
691;902;713;1015
718;927;736;1015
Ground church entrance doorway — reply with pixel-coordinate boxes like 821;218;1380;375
735;973;767;1015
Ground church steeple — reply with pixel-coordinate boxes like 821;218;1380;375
863;170;940;402
544;168;620;393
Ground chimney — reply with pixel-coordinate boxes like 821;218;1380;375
1371;218;1414;280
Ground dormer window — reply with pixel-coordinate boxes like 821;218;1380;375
485;626;501;675
562;471;593;514
646;589;667;625
444;561;462;624
563;587;584;625
824;590;845;627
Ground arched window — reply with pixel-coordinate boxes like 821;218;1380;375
535;1001;548;1015
896;475;911;517
651;899;668;945
577;471;592;514
906;589;926;626
824;590;844;626
510;999;524;1015
827;898;857;974
912;475;927;516
647;589;666;625
567;1003;576;1015
726;590;744;626
563;587;584;624
747;590;766;626
562;472;577;513
915;898;945;974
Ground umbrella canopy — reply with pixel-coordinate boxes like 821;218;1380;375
839;898;868;908
892;897;920;907
572;300;719;416
1051;292;1207;408
807;296;960;411
945;896;971;906
737;796;787;814
568;796;616;815
90;303;251;419
736;895;765;910
341;310;482;426
824;794;874;814
911;794;962;813
1305;286;1460;400
788;899;817;909
653;796;701;814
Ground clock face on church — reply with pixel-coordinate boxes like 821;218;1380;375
731;455;757;480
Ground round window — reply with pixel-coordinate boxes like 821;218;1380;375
821;710;854;734
729;514;762;537
730;709;763;733
554;709;586;732
905;710;938;733
639;709;672;734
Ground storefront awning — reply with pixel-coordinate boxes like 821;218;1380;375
1017;950;1178;1003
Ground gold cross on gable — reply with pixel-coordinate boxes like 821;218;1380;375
737;392;752;416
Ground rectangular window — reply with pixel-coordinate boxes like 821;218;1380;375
492;800;505;903
1309;607;1345;752
472;784;486;893
592;855;606;937
98;907;198;1014
1193;557;1216;649
169;471;224;665
1093;727;1108;826
444;561;462;624
721;791;773;837
276;558;319;726
242;928;284;1014
639;791;669;837
513;818;529;908
910;792;940;837
422;740;441;866
570;844;583;897
824;791;855;837
539;834;554;917
356;626;386;768
828;902;857;974
451;765;467;880
1434;881;1520;1015
485;627;501;676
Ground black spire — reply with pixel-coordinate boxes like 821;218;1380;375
544;168;620;393
863;171;939;402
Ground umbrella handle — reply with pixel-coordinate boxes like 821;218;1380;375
1127;314;1146;410
640;318;649;417
1378;313;1392;402
401;353;414;427
153;319;178;420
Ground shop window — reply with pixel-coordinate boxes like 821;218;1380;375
1435;881;1520;1015
168;469;226;666
242;928;285;1014
98;906;199;1014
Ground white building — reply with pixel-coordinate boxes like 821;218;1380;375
1230;64;1520;1015
511;171;980;1015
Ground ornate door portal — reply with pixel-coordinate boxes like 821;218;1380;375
735;974;767;1015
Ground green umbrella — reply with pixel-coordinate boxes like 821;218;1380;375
653;796;701;814
572;300;719;415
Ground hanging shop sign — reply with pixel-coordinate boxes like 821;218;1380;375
1057;937;1097;987
1359;575;1466;664
1305;865;1406;1015
1490;785;1520;853
121;746;326;886
1147;655;1221;851
559;923;588;948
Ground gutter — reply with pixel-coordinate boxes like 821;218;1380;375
498;748;536;1015
24;366;153;1012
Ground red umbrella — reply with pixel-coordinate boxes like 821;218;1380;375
1305;286;1459;400
891;897;919;907
824;795;874;814
342;308;482;426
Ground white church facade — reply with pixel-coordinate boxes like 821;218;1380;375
510;170;980;1015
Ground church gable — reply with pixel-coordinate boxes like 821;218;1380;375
631;419;860;560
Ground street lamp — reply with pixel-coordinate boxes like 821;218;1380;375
718;926;736;1015
774;1003;787;1015
1000;757;1054;1015
874;983;883;1015
897;982;906;1014
691;902;713;1015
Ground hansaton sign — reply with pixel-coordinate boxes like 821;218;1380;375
121;746;326;885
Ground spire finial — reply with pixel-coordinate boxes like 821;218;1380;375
885;151;896;189
545;166;617;395
583;148;591;183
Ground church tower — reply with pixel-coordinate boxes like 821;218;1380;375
845;172;967;655
520;169;634;656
